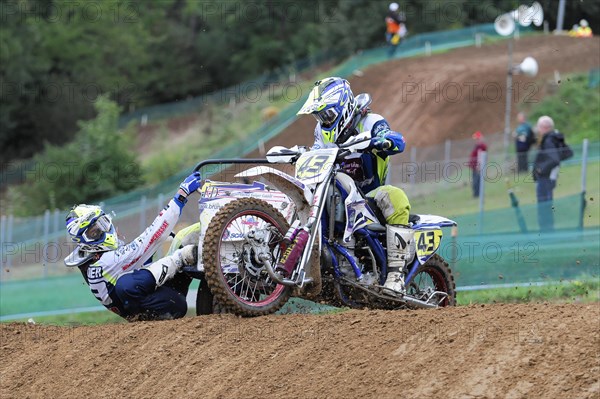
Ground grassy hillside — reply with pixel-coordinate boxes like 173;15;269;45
529;73;600;144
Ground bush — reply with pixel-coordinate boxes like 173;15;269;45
530;74;600;144
8;97;143;216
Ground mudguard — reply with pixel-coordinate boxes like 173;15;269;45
413;214;457;229
236;166;313;224
194;180;295;272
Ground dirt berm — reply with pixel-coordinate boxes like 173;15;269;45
1;303;598;398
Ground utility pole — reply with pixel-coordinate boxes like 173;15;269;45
556;0;566;32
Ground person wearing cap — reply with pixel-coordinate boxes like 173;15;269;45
468;131;487;198
514;112;536;173
385;3;407;58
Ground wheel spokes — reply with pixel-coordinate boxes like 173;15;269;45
218;213;285;304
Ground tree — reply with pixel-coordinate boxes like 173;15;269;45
8;96;142;215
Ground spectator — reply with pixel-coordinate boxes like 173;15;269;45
385;3;407;58
514;111;536;173
468;131;487;198
576;19;593;37
533;115;573;232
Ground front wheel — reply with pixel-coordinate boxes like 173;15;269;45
406;254;456;307
203;198;292;316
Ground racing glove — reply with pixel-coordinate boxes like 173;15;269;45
174;171;202;208
370;136;392;151
179;171;202;196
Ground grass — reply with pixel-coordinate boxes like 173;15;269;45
5;280;597;326
528;73;600;145
140;79;317;184
457;279;600;305
9;311;127;326
410;160;600;227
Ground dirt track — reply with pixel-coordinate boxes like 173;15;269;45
1;303;598;398
176;34;600;226
2;37;599;398
254;35;600;151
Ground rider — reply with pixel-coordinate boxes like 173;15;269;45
297;77;412;295
63;172;202;320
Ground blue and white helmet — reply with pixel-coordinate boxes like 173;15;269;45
298;77;357;145
66;204;118;252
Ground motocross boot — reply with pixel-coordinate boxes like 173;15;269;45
145;244;197;287
383;225;414;295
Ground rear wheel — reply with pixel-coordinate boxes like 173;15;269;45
195;276;214;315
406;254;456;307
203;198;292;316
195;276;228;315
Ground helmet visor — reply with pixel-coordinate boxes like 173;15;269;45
314;108;339;128
83;215;112;242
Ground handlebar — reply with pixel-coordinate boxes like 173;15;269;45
338;136;372;149
193;158;271;173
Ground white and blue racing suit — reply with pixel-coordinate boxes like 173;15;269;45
79;198;191;320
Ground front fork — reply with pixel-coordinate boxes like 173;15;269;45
404;257;420;286
255;175;333;287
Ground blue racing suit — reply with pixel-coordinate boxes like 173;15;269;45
312;112;411;225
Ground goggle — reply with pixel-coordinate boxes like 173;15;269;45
83;214;112;242
313;108;339;128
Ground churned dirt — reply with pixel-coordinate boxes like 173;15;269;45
1;303;598;399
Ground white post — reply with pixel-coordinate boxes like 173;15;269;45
410;146;417;187
0;215;5;282
6;214;13;271
53;209;60;234
581;139;589;192
140;196;147;232
444;139;451;166
543;21;549;35
53;209;60;274
43;210;50;277
503;38;514;161
258;139;265;155
475;33;482;48
579;139;589;230
478;151;487;234
425;41;431;56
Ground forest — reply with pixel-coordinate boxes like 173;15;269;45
1;0;598;163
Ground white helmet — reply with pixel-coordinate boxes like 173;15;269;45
580;19;589;28
389;3;399;12
66;204;118;252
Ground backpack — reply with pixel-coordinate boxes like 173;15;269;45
553;133;573;161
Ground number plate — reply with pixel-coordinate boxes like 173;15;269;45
415;228;443;264
295;149;337;183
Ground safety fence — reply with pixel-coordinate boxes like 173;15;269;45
1;226;597;320
1;138;596;282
